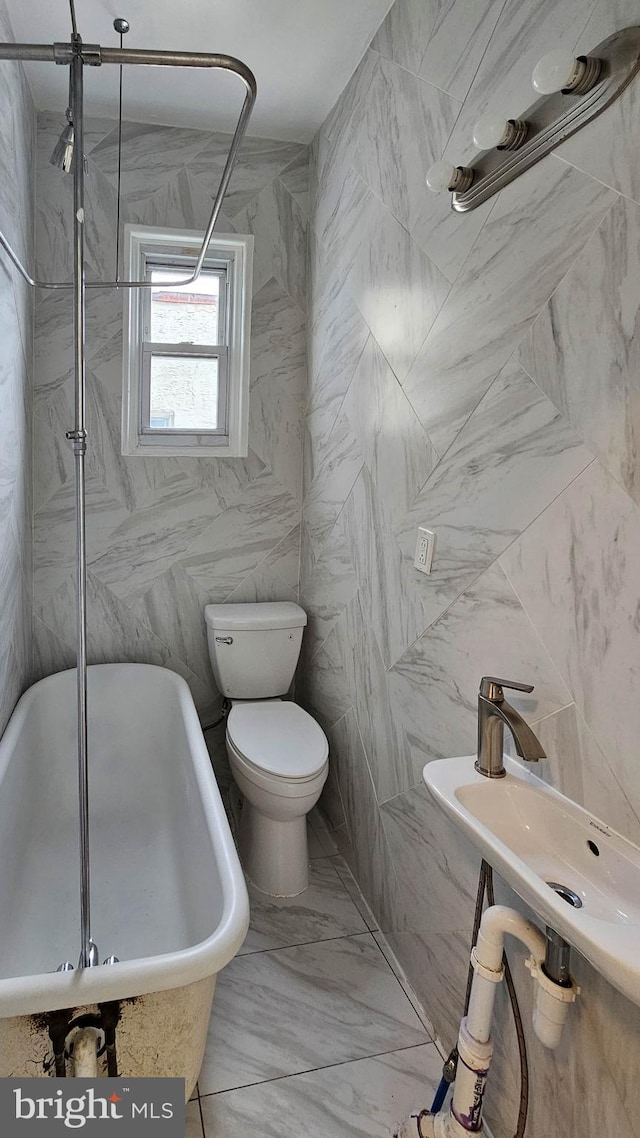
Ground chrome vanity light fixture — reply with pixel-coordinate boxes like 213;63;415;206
425;26;640;211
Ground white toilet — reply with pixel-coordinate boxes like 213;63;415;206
204;601;329;897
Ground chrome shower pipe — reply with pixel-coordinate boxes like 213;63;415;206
68;43;92;971
0;43;256;292
0;36;256;971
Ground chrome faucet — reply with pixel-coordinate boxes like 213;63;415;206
476;676;546;778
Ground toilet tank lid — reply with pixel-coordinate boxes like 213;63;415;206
204;601;308;631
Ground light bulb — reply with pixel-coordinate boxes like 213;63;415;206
426;160;457;193
472;113;528;151
425;160;474;194
473;113;510;150
532;49;601;96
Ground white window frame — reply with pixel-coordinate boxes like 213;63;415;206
122;224;254;457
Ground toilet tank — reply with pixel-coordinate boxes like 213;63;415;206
204;602;308;698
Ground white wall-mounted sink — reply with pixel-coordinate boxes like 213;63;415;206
423;755;640;1007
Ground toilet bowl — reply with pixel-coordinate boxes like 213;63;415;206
226;700;328;896
204;602;329;897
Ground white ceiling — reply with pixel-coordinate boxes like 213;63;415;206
6;0;393;141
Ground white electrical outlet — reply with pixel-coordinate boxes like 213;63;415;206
414;527;435;574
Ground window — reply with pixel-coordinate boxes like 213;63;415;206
122;225;254;457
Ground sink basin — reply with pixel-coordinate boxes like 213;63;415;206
423;755;640;1007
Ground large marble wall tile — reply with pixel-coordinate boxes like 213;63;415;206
342;335;438;516
34;289;74;404
500;459;640;826
129;168;223;232
248;373;303;503
278;150;310;217
516;702;640;846
307;250;370;424
31;614;75;684
262;523;300;594
383;926;472;1049
314;161;376;287
0;641;24;737
388;562;574;777
557;0;640;204
187;449;265;512
347;191;450;385
43;371;159;515
225;560;298;606
35;208;72;283
410;180;493;286
189;134;305;217
518;193;640;505
331;591;406;804
131;561;213;686
327;710;399;924
199;932;427;1094
33;474;130;605
200;1045;442;1138
398;359;593;630
381;781;480;936
299;512;358;657
303;408;363;554
180;475;300;604
372;0;505;102
250;277;306;405
89;121;213;202
87;473;229;601
352;54;458;234
300;5;640;1137
342;467;427;668
232;177;307;309
403;157;615;456
322;50;379;149
299;618;352;733
36;571;171;669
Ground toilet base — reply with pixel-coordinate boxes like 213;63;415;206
238;802;309;897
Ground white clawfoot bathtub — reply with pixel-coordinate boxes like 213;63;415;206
0;663;249;1092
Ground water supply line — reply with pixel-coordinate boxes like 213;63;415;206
393;901;579;1138
427;861;530;1135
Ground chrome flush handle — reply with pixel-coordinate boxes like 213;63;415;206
215;636;234;645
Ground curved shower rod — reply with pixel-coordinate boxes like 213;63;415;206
0;31;257;973
0;42;257;290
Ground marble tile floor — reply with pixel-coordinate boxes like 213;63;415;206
188;808;444;1137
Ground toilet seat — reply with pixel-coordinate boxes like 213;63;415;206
226;701;328;782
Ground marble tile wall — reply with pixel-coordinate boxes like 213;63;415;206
33;113;308;722
0;2;34;732
299;2;640;1136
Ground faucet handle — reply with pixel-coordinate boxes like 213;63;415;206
479;676;534;701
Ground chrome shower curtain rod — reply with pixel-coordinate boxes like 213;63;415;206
0;32;256;971
0;41;257;291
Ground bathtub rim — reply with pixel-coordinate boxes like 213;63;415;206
0;663;249;1018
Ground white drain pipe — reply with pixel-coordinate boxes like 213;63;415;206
71;1027;101;1078
394;906;579;1138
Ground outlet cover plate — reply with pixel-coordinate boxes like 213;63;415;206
414;527;435;574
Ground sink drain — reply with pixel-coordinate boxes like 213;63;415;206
547;881;583;908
